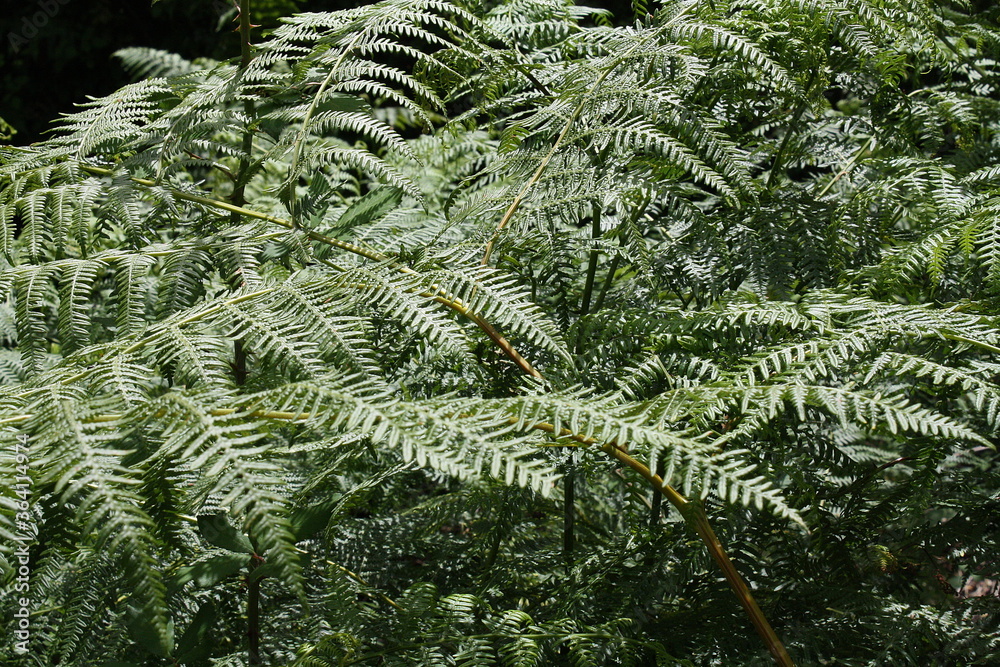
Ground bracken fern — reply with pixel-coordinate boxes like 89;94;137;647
1;0;999;665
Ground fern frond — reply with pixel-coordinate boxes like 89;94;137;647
25;387;171;654
149;389;301;588
114;47;199;80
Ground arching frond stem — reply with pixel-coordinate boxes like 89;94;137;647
326;560;404;612
816;136;874;198
285;31;367;226
77;165;542;377
527;420;795;667
480;30;660;266
80;165;388;262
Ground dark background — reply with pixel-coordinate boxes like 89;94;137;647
0;0;627;146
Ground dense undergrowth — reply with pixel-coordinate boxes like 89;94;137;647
1;0;999;664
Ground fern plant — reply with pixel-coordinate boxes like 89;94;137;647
1;0;999;665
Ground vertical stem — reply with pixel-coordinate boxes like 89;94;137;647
231;7;261;665
592;254;619;315
579;204;602;318
248;557;261;665
566;204;601;567
592;197;641;315
766;68;817;189
231;0;256;211
649;461;664;527
231;0;253;387
234;339;248;385
563;451;576;562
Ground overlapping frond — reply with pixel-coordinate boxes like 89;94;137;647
2;0;999;664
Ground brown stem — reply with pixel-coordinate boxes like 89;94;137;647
77;166;543;377
63;410;794;664
248;555;262;665
527;420;795;667
459;308;542;379
563;451;575;562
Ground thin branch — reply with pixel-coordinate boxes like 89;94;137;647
80;165;388;262
76;165;542;377
816;136;874;198
526;420;795;667
479;32;657;267
285;31;366;226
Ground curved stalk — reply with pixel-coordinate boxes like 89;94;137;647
21;392;789;663
478;7;699;267
285;31;366;226
528;420;795;667
77;165;542;377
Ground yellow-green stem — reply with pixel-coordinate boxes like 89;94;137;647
527;420;795;667
77;165;542;377
480;30;660;267
18;406;792;663
326;560;404;612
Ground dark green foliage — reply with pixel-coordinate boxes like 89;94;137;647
1;0;999;665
